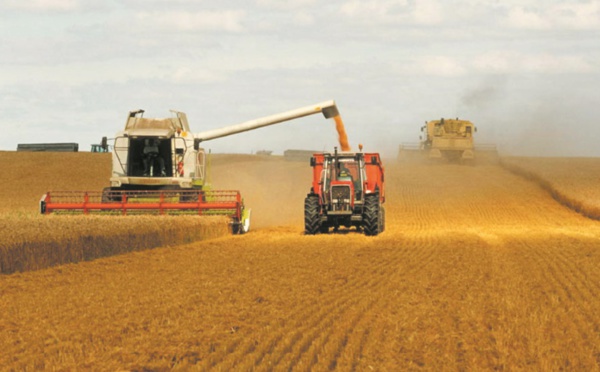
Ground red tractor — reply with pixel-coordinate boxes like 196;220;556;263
304;147;385;235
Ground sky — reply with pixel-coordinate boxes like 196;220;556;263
1;0;599;157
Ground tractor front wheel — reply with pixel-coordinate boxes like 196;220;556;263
304;194;321;235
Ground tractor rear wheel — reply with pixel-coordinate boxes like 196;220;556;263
304;194;321;235
380;206;386;233
363;193;380;236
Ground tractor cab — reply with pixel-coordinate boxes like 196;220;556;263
314;150;367;215
326;156;365;202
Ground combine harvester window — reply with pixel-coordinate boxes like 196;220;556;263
127;137;173;177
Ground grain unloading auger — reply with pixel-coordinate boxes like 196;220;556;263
40;100;340;234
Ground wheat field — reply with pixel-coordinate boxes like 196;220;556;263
0;152;230;273
1;152;600;370
501;157;600;220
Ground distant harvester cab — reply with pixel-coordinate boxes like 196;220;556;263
421;118;476;161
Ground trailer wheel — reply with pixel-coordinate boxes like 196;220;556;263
304;194;321;235
363;194;380;236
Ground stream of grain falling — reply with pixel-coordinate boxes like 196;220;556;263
333;115;351;151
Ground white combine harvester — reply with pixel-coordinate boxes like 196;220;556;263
40;101;340;234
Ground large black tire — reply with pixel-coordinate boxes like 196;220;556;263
363;194;380;236
380;206;386;233
304;194;321;235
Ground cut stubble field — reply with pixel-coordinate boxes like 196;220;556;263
1;152;600;370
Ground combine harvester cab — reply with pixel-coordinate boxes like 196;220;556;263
304;147;385;236
40;101;341;234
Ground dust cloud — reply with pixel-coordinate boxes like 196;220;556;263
460;76;507;110
459;76;599;157
209;154;312;229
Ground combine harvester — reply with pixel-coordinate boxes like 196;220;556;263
40;101;340;234
398;118;497;163
304;146;385;236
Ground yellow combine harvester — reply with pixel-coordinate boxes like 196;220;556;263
398;117;496;163
421;118;475;161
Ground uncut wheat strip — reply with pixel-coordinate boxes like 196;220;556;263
0;215;228;274
500;160;600;221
